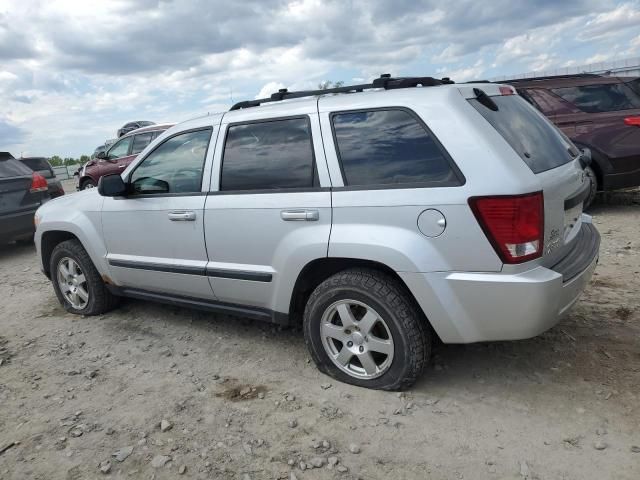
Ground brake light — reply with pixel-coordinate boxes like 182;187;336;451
499;86;515;95
30;172;48;193
624;116;640;126
469;192;544;264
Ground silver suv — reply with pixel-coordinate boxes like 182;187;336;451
35;76;600;390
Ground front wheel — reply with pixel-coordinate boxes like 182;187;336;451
80;179;96;190
583;166;598;209
50;239;120;315
303;268;431;390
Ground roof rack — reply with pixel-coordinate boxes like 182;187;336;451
229;74;455;111
499;73;601;83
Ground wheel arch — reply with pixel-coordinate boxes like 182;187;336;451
79;175;97;188
287;257;436;335
40;231;81;278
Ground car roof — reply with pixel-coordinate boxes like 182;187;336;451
123;122;175;137
506;75;637;89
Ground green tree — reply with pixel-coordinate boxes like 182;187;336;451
49;155;63;166
317;80;345;90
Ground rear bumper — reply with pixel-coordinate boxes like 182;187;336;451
400;223;600;343
0;208;38;242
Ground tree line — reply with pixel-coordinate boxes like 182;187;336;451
49;155;90;167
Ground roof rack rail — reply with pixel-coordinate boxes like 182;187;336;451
229;74;455;111
499;73;601;83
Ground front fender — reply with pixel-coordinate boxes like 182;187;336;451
35;191;108;277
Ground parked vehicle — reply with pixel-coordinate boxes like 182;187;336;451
34;76;599;390
507;74;640;206
19;157;65;198
77;123;173;190
0;152;50;244
117;121;155;138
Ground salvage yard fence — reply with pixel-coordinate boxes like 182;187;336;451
52;165;79;180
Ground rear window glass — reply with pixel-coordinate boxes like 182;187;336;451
331;109;459;187
551;83;640;113
0;158;33;178
469;95;578;174
132;132;154;154
20;157;51;172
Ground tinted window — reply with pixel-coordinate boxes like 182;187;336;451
469;95;578;174
331;109;456;186
552;84;640;113
20;157;51;173
130;129;211;195
131;132;154;155
107;137;132;160
0;158;32;178
221;117;315;191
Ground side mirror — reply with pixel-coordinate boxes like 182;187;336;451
96;151;107;160
98;174;127;197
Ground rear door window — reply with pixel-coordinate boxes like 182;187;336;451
551;83;640;113
331;109;460;187
220;117;316;191
469;95;578;174
131;132;154;155
0;158;32;178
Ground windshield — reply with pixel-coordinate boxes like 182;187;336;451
551;83;640;113
469;94;579;174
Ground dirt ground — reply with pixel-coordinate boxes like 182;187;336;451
0;183;639;480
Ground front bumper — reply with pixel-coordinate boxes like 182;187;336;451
400;223;600;343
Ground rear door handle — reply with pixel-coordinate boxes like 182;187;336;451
280;209;319;221
168;210;196;221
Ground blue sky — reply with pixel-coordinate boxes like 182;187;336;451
1;0;639;157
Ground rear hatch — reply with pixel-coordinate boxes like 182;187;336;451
461;84;588;266
0;156;43;216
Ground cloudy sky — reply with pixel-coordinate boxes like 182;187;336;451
1;0;639;157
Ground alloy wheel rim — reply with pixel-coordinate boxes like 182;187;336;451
320;299;394;380
57;257;89;310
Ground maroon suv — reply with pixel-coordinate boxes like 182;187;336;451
508;74;640;205
77;123;173;190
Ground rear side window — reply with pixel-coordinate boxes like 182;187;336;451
331;109;458;187
221;117;316;191
131;132;154;155
0;158;32;178
551;83;640;113
469;95;577;174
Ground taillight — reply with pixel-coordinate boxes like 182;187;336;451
30;172;48;193
469;192;544;264
624;116;640;127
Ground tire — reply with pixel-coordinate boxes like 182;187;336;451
583;165;598;209
50;239;120;315
80;179;96;190
303;268;431;390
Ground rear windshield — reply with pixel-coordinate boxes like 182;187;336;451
469;95;578;174
0;158;33;178
551;83;640;113
20;157;51;172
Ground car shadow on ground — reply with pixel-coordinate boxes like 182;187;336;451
0;241;35;261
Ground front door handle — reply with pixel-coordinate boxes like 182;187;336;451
280;209;319;221
168;210;196;221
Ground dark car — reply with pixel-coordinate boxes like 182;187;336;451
0;152;50;244
507;74;640;206
78;123;173;190
117;120;155;138
19;157;65;198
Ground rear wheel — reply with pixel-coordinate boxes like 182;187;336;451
50;239;120;315
80;179;96;190
303;268;431;390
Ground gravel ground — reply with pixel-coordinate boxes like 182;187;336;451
0;183;638;479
